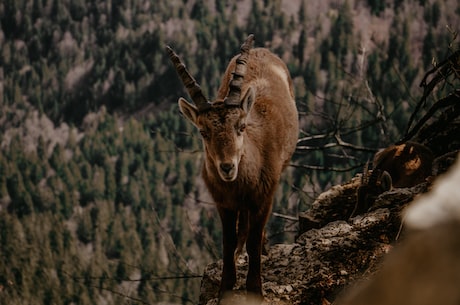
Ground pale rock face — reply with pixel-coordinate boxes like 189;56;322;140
404;152;460;229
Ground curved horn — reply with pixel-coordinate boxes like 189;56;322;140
224;34;255;106
166;46;211;112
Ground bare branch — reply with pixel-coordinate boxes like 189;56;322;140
297;132;331;143
399;90;460;143
406;49;460;135
296;135;377;153
291;163;366;172
272;212;298;221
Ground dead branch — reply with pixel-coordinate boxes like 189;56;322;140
399;89;460;143
291;163;365;172
406;50;460;135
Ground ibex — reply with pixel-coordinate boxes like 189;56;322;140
353;141;434;217
372;141;433;188
167;35;299;300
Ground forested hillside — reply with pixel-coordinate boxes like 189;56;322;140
0;0;459;304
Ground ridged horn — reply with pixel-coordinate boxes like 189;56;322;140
224;34;255;106
166;46;211;112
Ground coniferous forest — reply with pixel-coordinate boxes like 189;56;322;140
0;0;459;304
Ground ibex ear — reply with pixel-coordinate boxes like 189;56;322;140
241;87;255;114
380;171;393;192
178;97;199;125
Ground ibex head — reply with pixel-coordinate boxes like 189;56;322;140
167;35;255;182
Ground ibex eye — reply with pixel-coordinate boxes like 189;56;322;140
200;130;208;139
238;124;246;133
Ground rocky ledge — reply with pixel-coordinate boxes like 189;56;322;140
199;178;427;305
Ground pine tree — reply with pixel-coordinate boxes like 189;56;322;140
104;157;117;201
367;0;385;16
7;171;34;217
298;0;307;24
423;28;436;68
0;154;10;199
330;0;354;68
297;28;307;66
76;208;94;244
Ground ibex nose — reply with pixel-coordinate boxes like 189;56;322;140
220;163;235;175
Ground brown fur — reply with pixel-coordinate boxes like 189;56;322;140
354;142;434;217
174;45;298;300
372;141;433;188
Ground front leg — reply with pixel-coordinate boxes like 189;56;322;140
246;207;271;299
217;207;238;298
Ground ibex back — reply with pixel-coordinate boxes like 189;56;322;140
167;35;299;300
